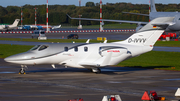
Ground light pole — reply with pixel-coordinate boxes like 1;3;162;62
21;7;23;26
78;0;82;29
34;7;38;26
79;0;81;26
100;0;103;31
46;0;49;31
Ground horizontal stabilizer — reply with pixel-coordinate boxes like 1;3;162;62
138;17;174;32
151;22;175;26
116;17;175;46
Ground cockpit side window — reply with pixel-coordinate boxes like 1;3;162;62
38;45;49;51
64;47;68;52
30;45;40;51
179;18;180;20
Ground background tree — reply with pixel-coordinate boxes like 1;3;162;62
86;2;95;7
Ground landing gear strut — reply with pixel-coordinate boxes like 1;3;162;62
91;68;101;73
19;65;28;74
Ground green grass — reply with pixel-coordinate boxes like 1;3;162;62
118;51;180;71
0;44;33;58
154;40;180;47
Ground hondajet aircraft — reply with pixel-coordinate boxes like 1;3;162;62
4;17;174;74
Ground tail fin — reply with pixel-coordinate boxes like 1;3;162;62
150;0;157;12
115;17;174;46
12;19;20;26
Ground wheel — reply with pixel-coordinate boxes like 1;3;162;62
19;69;26;74
91;68;101;73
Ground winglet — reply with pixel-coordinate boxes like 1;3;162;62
66;14;72;19
122;12;149;16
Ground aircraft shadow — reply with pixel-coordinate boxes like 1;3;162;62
25;65;171;75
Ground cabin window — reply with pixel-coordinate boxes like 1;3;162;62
179;18;180;20
84;47;88;52
74;47;78;52
39;45;48;51
30;45;40;51
64;47;68;52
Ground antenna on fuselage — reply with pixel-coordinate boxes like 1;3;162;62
86;39;90;43
103;40;107;43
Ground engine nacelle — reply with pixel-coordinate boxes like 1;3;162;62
1;25;8;29
99;46;128;57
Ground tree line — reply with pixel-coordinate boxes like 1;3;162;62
0;2;180;26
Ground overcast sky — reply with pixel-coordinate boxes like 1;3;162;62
1;0;179;7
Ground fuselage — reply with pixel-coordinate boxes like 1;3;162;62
4;42;153;68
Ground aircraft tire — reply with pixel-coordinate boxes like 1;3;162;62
19;69;25;74
92;68;101;73
97;68;101;73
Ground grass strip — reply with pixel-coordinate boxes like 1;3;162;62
0;44;33;58
118;51;180;71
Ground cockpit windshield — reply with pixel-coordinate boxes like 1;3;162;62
30;45;41;51
29;45;49;51
38;45;49;51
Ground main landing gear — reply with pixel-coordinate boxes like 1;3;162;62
91;68;101;73
19;65;28;74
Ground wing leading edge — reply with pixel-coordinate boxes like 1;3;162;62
67;14;148;25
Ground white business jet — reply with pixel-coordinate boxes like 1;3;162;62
52;25;61;29
4;17;174;74
0;19;20;31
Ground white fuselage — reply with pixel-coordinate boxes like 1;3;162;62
4;43;152;68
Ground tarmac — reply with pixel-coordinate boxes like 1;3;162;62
0;58;180;101
0;31;133;40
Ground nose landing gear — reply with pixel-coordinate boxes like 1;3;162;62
19;65;28;74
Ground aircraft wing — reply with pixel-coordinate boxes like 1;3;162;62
79;52;112;68
122;12;149;16
67;14;148;25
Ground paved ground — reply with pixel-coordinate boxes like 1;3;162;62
0;31;133;40
0;58;180;101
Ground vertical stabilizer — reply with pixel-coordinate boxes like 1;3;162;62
115;17;174;46
12;19;20;26
150;0;157;12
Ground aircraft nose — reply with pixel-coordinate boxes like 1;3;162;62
4;57;11;62
4;52;34;63
4;55;20;62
